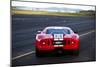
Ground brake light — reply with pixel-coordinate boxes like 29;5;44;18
41;41;47;45
71;40;76;45
40;39;51;45
65;39;76;45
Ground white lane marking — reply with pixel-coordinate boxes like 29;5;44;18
12;30;95;60
12;51;35;60
79;30;95;37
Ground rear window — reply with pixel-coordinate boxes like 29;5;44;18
46;29;71;34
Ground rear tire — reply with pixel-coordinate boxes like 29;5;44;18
73;50;79;55
35;48;43;57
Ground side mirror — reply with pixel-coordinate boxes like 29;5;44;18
37;31;41;34
74;31;78;33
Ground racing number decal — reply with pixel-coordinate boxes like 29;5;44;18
54;34;63;40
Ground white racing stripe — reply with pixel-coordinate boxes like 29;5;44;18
12;30;95;60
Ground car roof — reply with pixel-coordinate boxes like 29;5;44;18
44;26;71;30
42;26;74;34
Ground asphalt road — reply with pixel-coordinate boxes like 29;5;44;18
12;14;96;66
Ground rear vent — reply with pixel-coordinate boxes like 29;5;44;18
53;40;66;45
67;40;71;45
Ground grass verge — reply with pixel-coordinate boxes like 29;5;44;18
12;10;93;16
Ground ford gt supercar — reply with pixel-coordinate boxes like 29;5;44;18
35;26;79;57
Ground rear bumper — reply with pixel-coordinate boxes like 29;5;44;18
35;38;79;53
36;46;79;53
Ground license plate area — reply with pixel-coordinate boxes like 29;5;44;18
53;40;65;47
54;45;63;47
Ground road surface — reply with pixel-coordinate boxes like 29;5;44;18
12;15;96;66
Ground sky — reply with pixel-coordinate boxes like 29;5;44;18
12;1;95;10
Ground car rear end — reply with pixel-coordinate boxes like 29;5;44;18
35;27;79;56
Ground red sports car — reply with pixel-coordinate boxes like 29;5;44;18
35;26;79;56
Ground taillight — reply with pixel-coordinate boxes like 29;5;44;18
40;40;47;45
41;41;47;45
40;39;51;45
71;40;76;45
65;39;76;45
